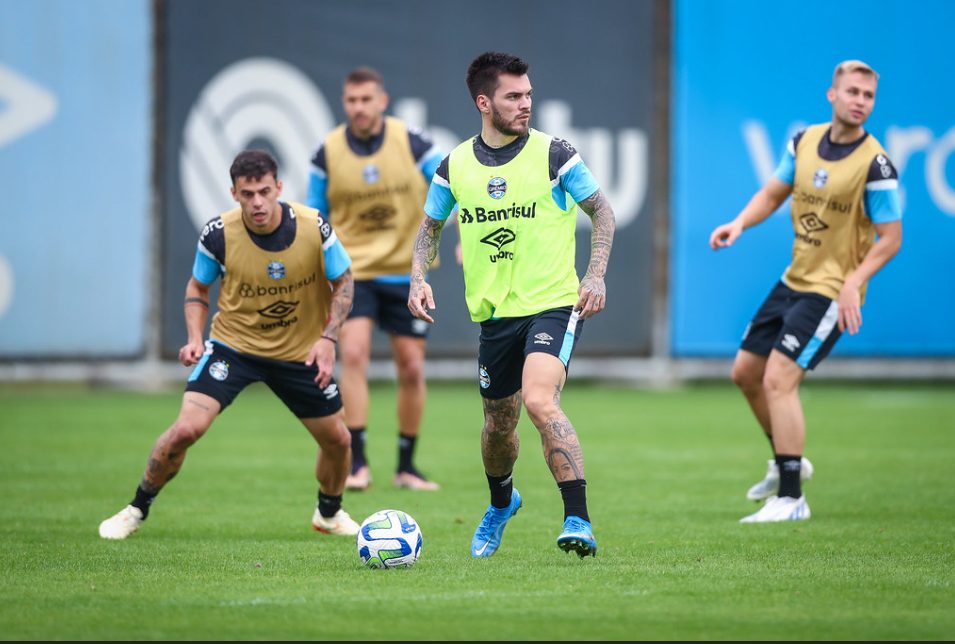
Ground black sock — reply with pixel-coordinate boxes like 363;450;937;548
349;427;367;473
487;471;514;509
130;484;157;519
558;479;589;522
776;454;802;498
397;432;416;473
317;491;343;519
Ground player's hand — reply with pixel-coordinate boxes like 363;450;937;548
837;283;862;335
305;337;336;388
408;281;436;324
178;338;205;366
709;220;743;250
575;274;606;320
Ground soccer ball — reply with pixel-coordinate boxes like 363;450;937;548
356;509;423;569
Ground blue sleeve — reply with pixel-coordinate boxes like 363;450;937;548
423;157;455;221
323;237;352;280
307;167;329;216
559;161;600;204
423;177;456;221
192;245;222;285
549;138;598;207
773;138;796;185
865;188;902;224
864;154;902;224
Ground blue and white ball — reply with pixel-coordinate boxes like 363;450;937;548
357;509;423;569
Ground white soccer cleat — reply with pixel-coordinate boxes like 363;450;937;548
98;505;144;540
746;457;814;501
740;495;811;523
311;508;360;536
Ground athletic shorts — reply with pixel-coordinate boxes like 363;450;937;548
185;340;343;418
740;281;842;370
477;306;583;399
349;280;431;338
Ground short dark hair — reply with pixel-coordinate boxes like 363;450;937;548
229;149;278;184
466;52;529;102
345;66;384;88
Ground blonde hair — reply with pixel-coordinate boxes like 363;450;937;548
832;60;879;87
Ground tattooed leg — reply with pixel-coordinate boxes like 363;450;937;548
140;392;219;494
522;353;585;483
481;392;522;476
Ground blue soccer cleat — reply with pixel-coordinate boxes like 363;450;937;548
557;515;597;558
470;489;522;558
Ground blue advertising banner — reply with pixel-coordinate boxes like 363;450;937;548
0;0;150;358
672;0;955;357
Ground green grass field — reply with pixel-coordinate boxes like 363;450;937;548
1;379;953;640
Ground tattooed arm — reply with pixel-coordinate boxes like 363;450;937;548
306;267;354;387
575;189;616;319
408;215;446;324
322;268;354;342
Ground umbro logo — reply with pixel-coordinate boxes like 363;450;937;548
480;227;516;250
533;332;553;345
781;334;801;352
799;213;829;233
258;300;299;318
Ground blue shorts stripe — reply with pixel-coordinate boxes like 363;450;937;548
796;337;822;369
558;310;580;365
796;301;839;369
187;341;214;382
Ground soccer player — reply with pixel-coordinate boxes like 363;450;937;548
708;60;902;523
408;52;616;558
99;150;360;539
307;67;443;492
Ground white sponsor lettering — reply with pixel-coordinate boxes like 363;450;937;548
0;64;58;147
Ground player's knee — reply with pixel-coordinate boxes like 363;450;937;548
762;370;797;397
396;356;425;387
731;362;761;392
521;390;557;426
168;418;207;447
337;424;352;450
483;415;517;438
340;343;369;371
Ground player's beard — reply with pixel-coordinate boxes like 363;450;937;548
491;104;530;137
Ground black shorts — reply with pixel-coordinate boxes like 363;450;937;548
350;280;430;338
185;341;343;418
740;281;842;370
477;306;583;399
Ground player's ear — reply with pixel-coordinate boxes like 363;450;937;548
476;95;490;114
275;179;283;196
230;185;238;203
826;86;836;104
